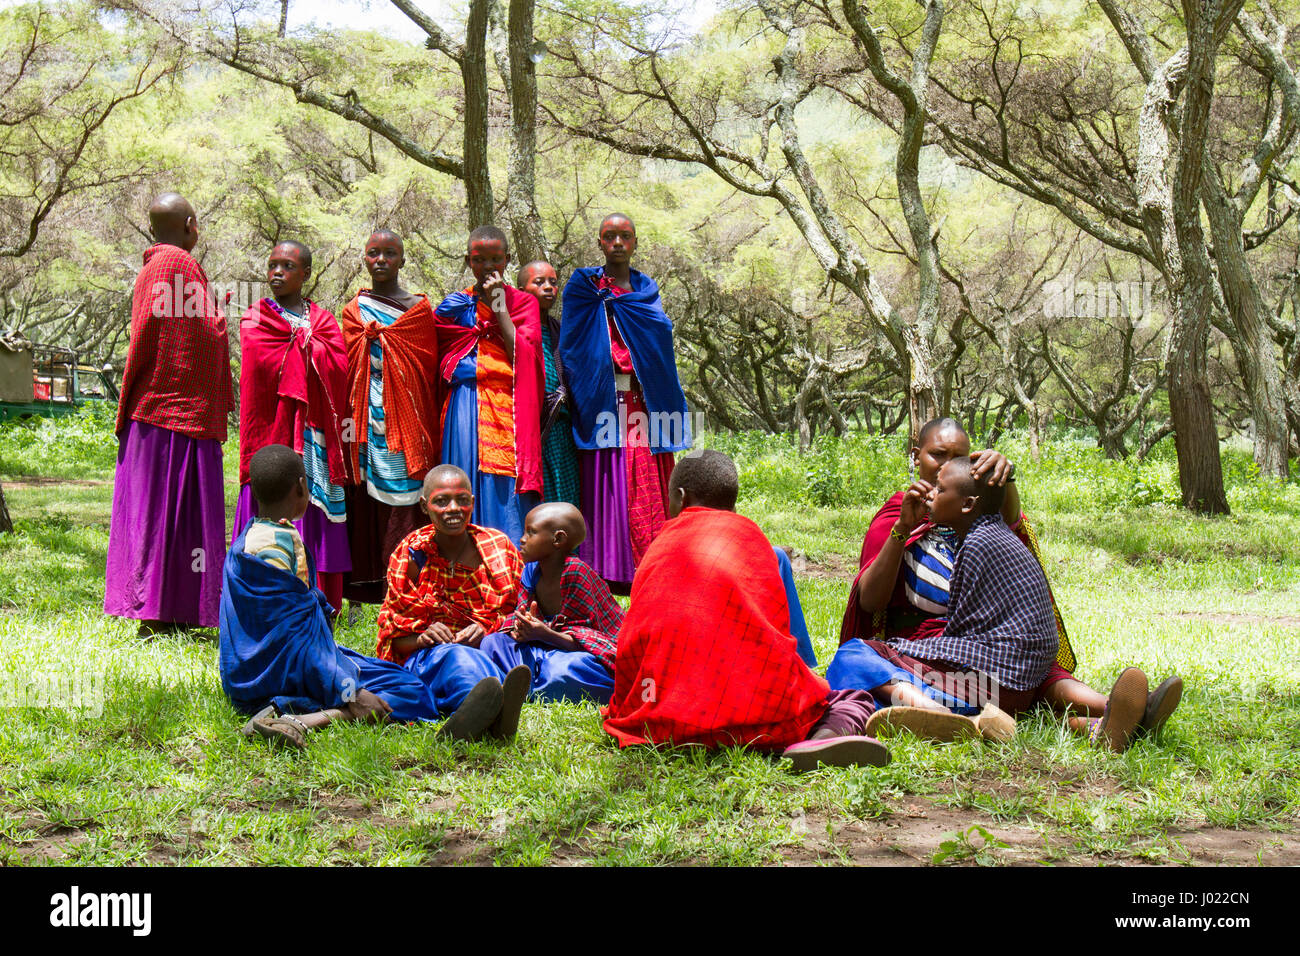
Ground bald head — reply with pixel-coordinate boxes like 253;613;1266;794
422;464;471;497
368;229;404;253
149;193;198;251
600;212;636;234
530;502;587;551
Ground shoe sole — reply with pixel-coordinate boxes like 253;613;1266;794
1098;667;1148;753
1141;676;1183;738
252;717;306;749
438;678;504;742
976;703;1017;743
784;736;890;772
490;665;531;741
240;704;277;738
866;706;981;743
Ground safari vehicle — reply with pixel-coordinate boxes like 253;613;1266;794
0;338;118;422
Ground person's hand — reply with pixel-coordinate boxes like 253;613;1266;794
897;480;933;534
421;622;457;645
970;449;1014;486
482;270;508;314
345;688;393;723
513;602;542;643
453;622;485;647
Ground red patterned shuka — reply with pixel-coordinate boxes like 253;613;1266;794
603;507;829;749
116;244;234;440
504;555;623;669
375;524;522;665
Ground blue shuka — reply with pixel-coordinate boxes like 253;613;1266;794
219;522;439;721
558;266;691;454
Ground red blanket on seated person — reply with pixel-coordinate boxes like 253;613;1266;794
603;507;829;749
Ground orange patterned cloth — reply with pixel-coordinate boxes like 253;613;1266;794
473;299;517;476
375;523;522;664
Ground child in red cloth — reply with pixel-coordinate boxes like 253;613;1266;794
603;450;888;772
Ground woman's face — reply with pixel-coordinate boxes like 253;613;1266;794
913;427;970;484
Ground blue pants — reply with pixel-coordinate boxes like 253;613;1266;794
826;638;978;714
479;631;615;704
402;643;507;715
342;646;441;722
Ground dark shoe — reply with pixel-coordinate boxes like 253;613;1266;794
1090;667;1148;753
1140;675;1183;738
437;677;504;742
489;665;531;741
782;735;890;772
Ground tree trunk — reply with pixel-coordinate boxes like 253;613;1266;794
1202;176;1290;477
505;0;547;264
462;0;494;229
1166;0;1237;514
278;0;289;39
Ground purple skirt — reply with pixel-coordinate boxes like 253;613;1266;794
104;420;226;627
578;447;636;585
231;484;351;574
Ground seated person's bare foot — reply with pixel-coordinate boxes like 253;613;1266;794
345;688;393;724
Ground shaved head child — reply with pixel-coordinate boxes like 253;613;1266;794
235;240;352;613
518;260;580;508
374;465;532;742
604;449;888;772
219;445;506;748
106;192;233;633
340;229;441;604
666;450;817;667
558;212;692;592
432;227;545;543
478;502;624;703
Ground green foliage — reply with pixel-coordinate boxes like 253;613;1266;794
931;824;1011;866
0;403;118;479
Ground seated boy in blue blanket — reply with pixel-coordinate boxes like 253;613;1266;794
479;502;623;703
220;445;508;747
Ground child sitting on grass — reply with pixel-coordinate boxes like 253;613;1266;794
220;445;507;748
603;449;888;772
479;502;623;703
851;456;1179;751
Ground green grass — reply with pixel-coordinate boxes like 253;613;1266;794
0;411;1297;865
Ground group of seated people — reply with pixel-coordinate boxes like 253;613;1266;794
218;416;1183;772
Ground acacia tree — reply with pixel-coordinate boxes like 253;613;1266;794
543;0;954;438
0;4;181;533
118;0;550;262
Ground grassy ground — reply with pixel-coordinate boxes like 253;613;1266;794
0;411;1297;865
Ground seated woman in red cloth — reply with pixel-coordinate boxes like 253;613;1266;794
830;418;1182;749
375;465;531;742
603;450;888;772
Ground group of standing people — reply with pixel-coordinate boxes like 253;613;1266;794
103;193;691;634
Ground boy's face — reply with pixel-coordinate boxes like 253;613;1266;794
267;245;309;300
928;461;974;527
422;478;474;536
518;512;560;563
364;234;403;284
914;427;970;484
519;264;559;312
598;217;636;265
466;238;510;287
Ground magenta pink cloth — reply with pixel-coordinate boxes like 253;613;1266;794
104;421;226;627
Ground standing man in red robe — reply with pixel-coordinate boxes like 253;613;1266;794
105;192;234;633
